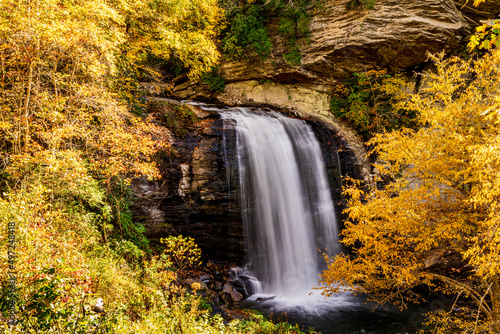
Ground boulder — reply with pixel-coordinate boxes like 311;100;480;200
302;0;468;80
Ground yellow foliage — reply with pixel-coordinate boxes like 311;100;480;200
319;49;500;333
467;0;499;51
117;0;223;81
0;0;180;181
161;235;202;272
0;0;222;180
0;0;226;332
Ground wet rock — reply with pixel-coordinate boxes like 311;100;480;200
256;296;276;302
223;282;244;301
213;281;224;291
223;268;261;301
239;275;262;297
421;249;472;279
129;101;244;264
222;282;244;306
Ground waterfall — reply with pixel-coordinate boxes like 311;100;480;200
220;107;340;300
177;102;420;332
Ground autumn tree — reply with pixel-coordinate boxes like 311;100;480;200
0;0;222;329
318;49;500;333
0;0;222;172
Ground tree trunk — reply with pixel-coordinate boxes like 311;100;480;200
490;279;500;333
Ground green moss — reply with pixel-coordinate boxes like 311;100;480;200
345;0;377;10
202;67;226;93
221;0;313;65
274;0;311;65
159;103;200;137
221;3;272;60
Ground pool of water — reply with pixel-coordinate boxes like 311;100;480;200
238;291;424;334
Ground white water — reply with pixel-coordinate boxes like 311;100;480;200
220;107;340;304
185;102;421;332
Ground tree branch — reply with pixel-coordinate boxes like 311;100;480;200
473;282;492;334
430;273;492;317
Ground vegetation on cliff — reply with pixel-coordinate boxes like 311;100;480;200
329;69;418;138
220;0;312;65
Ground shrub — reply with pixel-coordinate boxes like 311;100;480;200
106;177;150;260
160;235;202;272
202;67;226;93
221;0;313;65
222;3;272;60
274;0;311;65
330;69;418;137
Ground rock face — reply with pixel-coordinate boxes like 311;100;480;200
217;81;330;116
132;0;480;262
130;102;244;263
220;0;468;86
454;0;500;24
172;0;473;129
130;100;368;263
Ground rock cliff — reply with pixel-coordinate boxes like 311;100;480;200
221;0;468;84
130;102;244;263
129;100;366;263
133;0;499;263
171;0;481;117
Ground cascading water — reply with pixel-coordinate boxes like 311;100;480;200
220;107;340;302
189;102;422;333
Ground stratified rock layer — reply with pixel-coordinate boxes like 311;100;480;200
172;0;472;122
220;0;468;86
